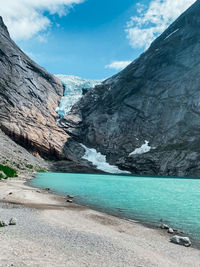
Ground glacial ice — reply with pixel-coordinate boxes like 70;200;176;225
129;141;151;156
81;144;131;174
55;75;102;116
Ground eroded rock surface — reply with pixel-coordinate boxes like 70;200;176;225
0;17;67;160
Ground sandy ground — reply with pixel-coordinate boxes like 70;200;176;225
0;175;200;267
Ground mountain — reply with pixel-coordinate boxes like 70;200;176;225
0;16;67;161
60;0;200;177
55;75;102;116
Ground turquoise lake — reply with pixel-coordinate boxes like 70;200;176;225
31;173;200;242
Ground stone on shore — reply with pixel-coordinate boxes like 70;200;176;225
9;218;17;225
0;171;7;179
160;224;169;229
168;228;174;234
170;235;191;247
0;220;8;227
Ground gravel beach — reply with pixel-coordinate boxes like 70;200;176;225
0;175;200;267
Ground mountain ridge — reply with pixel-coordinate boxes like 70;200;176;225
60;0;200;177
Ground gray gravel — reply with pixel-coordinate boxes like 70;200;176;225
0;196;200;267
0;203;151;267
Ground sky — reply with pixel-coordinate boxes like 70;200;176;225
0;0;196;79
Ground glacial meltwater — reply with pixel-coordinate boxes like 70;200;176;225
31;173;200;243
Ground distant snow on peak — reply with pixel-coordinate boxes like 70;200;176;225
129;140;151;156
81;144;131;174
55;74;102;116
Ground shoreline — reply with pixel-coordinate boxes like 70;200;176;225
0;174;200;266
28;172;200;248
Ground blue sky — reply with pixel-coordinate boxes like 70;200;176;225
17;0;143;79
1;0;195;79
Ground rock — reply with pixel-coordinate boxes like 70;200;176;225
1;221;8;226
8;192;13;195
168;228;174;234
0;220;8;227
9;218;17;225
0;171;6;179
0;17;67;160
170;235;191;247
160;224;169;229
66;195;74;199
59;0;200;177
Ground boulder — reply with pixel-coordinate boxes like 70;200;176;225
0;220;8;227
0;171;6;179
1;221;8;226
168;228;174;234
9;218;17;225
170;235;191;247
160;224;169;229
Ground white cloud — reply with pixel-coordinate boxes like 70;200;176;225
126;0;196;49
0;0;84;40
105;61;132;70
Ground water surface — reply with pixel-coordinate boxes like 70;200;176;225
31;173;200;242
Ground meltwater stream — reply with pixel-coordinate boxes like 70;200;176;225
31;173;200;243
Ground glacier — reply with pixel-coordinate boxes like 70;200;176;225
55;75;102;116
81;144;131;174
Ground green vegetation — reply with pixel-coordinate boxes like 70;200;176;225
0;164;17;178
0;173;3;180
26;164;33;169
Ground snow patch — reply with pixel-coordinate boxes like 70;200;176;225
55;75;102;116
129;141;151;156
81;144;130;174
164;29;179;40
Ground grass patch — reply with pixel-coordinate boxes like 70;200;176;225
0;164;17;178
26;164;33;169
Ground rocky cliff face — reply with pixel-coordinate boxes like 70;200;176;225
60;0;200;177
0;17;67;159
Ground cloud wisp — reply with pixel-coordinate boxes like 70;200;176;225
126;0;196;49
105;61;132;70
0;0;84;40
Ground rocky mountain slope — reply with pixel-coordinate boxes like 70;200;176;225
0;16;67;160
60;0;200;177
